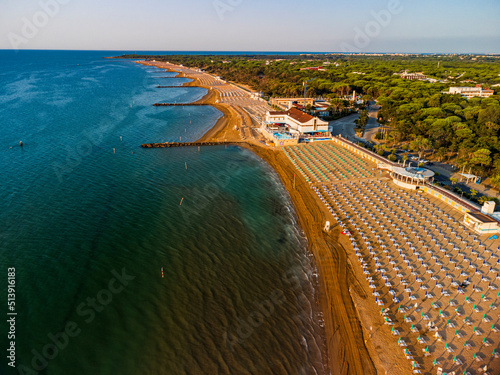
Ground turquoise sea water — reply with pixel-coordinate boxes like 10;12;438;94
0;51;325;375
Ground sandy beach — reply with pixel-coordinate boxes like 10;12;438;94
138;59;374;373
245;144;379;375
138;60;500;375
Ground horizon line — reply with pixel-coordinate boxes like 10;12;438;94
1;49;500;55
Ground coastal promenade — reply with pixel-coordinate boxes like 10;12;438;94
138;60;500;375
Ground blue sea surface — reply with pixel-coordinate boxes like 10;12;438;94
0;50;326;375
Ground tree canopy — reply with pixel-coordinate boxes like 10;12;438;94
118;53;500;177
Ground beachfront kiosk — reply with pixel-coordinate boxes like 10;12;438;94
464;201;500;234
390;166;435;190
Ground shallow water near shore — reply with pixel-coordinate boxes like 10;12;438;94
0;51;326;375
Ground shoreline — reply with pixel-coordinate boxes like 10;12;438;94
137;59;382;374
137;61;239;143
242;143;378;375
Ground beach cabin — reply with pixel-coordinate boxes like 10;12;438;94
464;211;500;234
464;202;500;234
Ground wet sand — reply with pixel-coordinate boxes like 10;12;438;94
137;59;379;374
134;59;500;374
244;144;379;375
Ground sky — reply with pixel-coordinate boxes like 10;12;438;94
1;0;499;53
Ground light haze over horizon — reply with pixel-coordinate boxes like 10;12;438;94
1;0;499;53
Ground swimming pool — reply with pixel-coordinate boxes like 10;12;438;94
273;132;295;140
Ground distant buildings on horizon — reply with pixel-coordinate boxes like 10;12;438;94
444;85;495;98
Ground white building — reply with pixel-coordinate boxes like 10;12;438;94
265;108;329;134
378;164;435;190
400;71;427;80
464;201;500;234
445;86;494;98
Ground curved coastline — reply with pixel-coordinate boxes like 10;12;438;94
137;60;383;375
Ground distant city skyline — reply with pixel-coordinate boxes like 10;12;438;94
1;0;499;53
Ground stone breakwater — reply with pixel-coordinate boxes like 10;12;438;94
152;103;211;106
141;141;237;148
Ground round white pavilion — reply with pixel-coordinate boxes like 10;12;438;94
390;166;435;190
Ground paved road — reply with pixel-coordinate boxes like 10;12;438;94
396;154;500;199
330;104;380;143
364;104;381;143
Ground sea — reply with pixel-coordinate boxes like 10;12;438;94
0;50;326;375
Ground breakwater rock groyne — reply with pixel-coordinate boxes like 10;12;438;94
141;141;236;148
153;103;211;107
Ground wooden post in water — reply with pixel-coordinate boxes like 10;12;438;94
293;174;296;189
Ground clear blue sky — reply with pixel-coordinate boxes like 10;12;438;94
1;0;499;53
